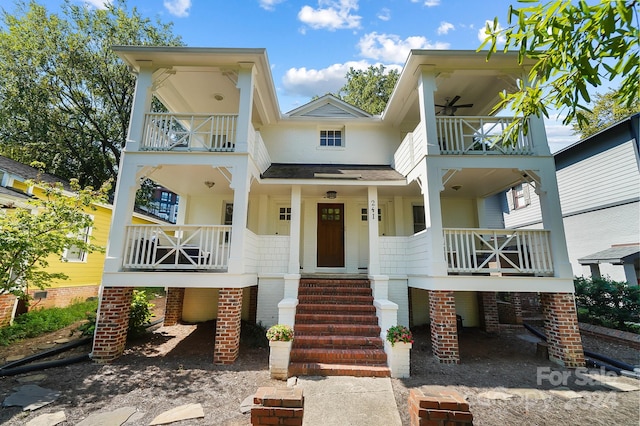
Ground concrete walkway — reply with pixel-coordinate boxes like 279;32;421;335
297;376;402;426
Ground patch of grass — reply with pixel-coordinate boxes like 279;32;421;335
0;299;98;346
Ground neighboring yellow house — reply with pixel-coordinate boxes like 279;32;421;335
0;155;162;324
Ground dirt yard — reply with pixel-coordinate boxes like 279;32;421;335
0;310;638;425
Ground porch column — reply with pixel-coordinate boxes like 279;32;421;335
125;65;154;151
623;263;639;286
417;67;440;155
367;186;381;276
540;292;585;367
429;290;460;364
420;163;448;276
288;185;302;274
479;292;500;333
235;63;255;153
92;286;133;363
164;287;185;326
536;162;573;278
227;159;250;274
103;158;140;273
214;288;243;364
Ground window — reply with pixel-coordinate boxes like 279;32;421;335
511;184;530;210
63;225;91;262
320;130;342;147
361;208;381;221
412;205;426;233
279;207;291;221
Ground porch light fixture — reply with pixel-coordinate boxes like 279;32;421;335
326;191;337;199
451;185;462;191
204;181;215;188
213;93;224;101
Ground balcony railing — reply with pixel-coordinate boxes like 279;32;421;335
123;224;231;270
142;113;238;151
444;228;553;276
436;116;533;155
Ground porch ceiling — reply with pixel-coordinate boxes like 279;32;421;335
440;168;524;198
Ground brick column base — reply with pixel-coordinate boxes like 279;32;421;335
0;293;17;327
251;387;304;425
479;291;499;333
512;292;523;324
409;387;473;425
164;287;185;326
214;288;243;364
429;290;460;364
92;287;133;363
540;292;585;368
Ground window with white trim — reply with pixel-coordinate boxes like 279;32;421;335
319;129;343;147
511;184;530;210
412;205;426;233
279;207;291;221
63;222;92;262
360;208;381;221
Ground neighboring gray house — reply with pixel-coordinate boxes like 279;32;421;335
501;113;640;284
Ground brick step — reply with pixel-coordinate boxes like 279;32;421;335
290;348;387;364
298;287;372;297
300;279;370;288
294;323;381;337
292;335;384;349
288;362;390;377
296;304;376;314
295;313;378;324
298;295;374;305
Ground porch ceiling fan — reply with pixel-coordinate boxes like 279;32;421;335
435;95;473;116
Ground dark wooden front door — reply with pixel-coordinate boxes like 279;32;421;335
317;203;344;267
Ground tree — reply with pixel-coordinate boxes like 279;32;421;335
0;0;183;189
337;65;399;115
481;0;638;139
0;174;110;299
572;88;640;138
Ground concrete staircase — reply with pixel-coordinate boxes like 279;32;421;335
288;278;390;377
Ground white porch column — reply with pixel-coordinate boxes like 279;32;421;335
623;263;638;286
288;185;302;274
421;161;448;276
235;63;255;153
227;159;250;274
537;161;573;278
103;158;140;272
417;67;440;156
367;186;381;276
529;114;552;156
125;65;154;152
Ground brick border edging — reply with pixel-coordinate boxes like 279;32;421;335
579;322;640;349
251;387;304;425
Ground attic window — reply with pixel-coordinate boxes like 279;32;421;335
320;129;342;147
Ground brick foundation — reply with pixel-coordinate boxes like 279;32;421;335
92;287;133;363
0;293;16;327
479;292;500;333
164;287;185;326
540;292;585;368
251;387;304;425
429;291;460;364
214;287;243;364
409;387;473;426
27;285;98;310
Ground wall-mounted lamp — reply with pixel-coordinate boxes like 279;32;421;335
326;190;337;199
213;93;224;101
204;181;215;188
451;185;462;191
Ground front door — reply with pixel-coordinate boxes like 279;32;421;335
317;203;344;267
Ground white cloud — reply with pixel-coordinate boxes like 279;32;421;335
298;0;361;31
164;0;191;18
437;21;454;35
81;0;111;9
377;8;391;21
424;0;440;6
477;19;506;45
545;116;579;153
259;0;286;11
358;32;449;64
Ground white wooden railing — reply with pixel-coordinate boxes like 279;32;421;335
436;116;533;155
393;122;426;176
141;113;238;151
443;228;553;276
123;224;231;270
252;131;272;174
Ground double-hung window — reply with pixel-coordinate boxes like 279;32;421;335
320;129;343;147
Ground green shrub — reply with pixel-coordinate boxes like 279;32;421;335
128;289;154;336
240;321;269;348
574;276;640;332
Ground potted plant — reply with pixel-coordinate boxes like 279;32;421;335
385;325;413;378
266;324;294;379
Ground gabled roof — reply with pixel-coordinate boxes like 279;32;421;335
285;94;372;119
578;244;640;265
0;155;69;188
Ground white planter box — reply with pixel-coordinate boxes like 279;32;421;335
385;340;412;378
269;340;292;380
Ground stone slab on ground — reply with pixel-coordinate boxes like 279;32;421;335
240;394;255;414
25;411;66;426
509;388;549;400
16;374;47;384
297;376;401;426
548;387;583;400
75;406;137;426
582;373;640;392
2;385;60;411
148;403;204;425
477;390;515;400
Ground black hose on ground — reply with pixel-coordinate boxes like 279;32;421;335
0;337;92;371
0;354;90;377
585;357;623;374
584;349;636;372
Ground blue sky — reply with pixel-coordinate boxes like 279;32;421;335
18;0;588;151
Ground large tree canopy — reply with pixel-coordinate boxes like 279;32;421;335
0;0;182;188
481;0;638;135
572;88;640;139
337;65;399;115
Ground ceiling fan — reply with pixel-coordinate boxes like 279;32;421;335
435;95;473;116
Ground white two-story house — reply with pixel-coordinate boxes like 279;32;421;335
92;47;585;374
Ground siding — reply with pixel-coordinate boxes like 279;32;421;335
256;277;284;327
503;183;542;228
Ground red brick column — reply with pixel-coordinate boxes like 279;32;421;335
511;292;523;324
480;292;500;333
429;290;460;364
540;292;585;368
214;288;243;364
0;293;16;327
164;287;185;326
92;287;133;363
